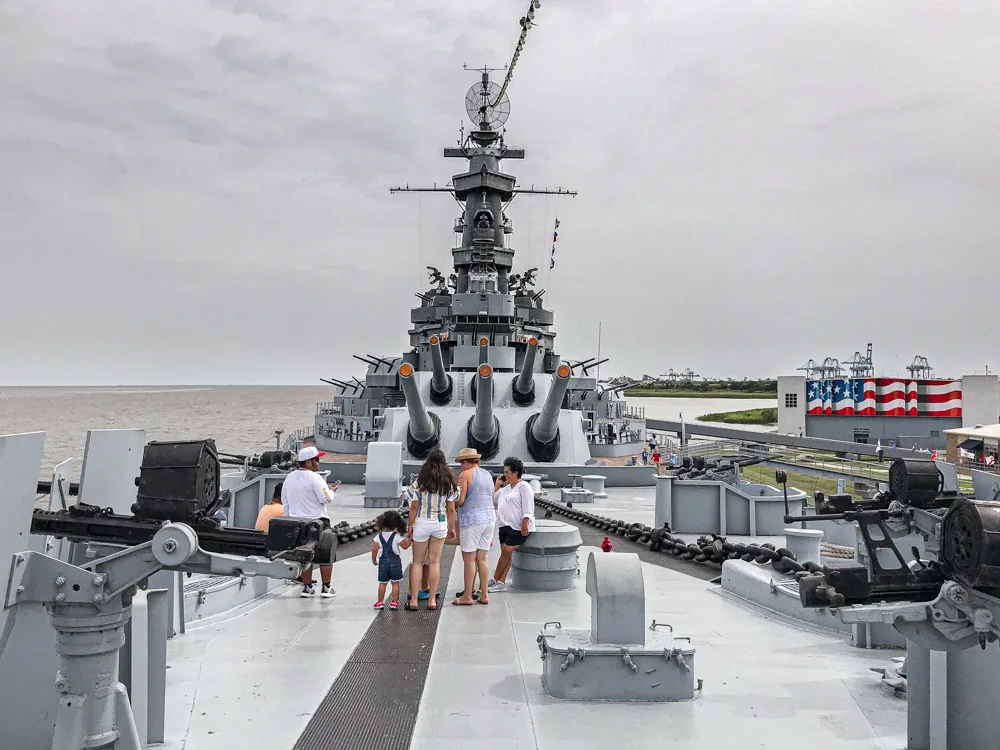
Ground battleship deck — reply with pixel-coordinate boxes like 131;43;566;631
160;510;907;749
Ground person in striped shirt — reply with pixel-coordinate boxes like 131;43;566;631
404;448;459;610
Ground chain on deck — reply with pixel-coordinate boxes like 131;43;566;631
534;497;833;578
292;544;457;750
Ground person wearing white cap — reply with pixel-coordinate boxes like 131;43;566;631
281;445;338;598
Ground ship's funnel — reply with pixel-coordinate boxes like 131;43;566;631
466;363;501;460
398;363;441;458
526;363;571;462
512;337;538;406
428;335;453;405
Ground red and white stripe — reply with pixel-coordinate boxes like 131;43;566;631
856;379;876;415
876;379;906;416
906;380;918;416
916;379;962;417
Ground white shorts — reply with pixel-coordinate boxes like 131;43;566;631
412;518;447;543
460;522;493;552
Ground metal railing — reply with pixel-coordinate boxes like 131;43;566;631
959;458;1000;474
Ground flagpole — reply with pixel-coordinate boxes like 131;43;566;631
597;321;602;381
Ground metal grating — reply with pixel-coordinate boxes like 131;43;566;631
293;545;456;750
182;575;236;594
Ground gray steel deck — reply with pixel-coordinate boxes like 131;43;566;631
160;506;906;749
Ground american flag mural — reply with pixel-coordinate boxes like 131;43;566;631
806;378;961;417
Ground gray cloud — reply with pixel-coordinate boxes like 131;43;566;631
1;0;999;386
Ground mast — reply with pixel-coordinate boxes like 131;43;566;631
392;68;575;295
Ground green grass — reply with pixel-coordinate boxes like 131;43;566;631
697;407;778;425
625;389;777;399
739;465;843;498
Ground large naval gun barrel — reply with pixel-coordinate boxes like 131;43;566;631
398;363;441;458
511;337;538;406
428;335;453;405
466;363;501;460
525;364;572;462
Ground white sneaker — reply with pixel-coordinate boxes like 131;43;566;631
487;580;507;593
300;583;316;598
320;584;336;599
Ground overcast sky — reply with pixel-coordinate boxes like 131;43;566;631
2;0;999;386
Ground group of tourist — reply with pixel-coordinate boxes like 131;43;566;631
373;446;535;611
255;443;536;610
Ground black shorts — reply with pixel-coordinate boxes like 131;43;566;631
498;525;528;547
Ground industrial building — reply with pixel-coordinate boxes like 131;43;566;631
776;349;999;450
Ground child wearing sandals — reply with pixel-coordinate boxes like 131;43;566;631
371;510;411;609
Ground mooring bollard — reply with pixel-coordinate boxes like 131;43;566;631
580;474;608;498
511;520;583;591
783;527;823;565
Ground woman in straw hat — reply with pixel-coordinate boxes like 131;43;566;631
451;447;497;605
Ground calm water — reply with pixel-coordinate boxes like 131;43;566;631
629;396;777;428
1;386;775;480
1;385;327;481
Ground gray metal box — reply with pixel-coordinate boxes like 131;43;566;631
560;487;594;504
537;624;697;701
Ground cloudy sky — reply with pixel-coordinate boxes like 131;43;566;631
2;0;998;385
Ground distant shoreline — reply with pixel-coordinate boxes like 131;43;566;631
624;390;777;399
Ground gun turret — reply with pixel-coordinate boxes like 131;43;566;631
466;363;501;460
525;364;571;462
512;337;538;405
428;335;453;405
398;363;441;458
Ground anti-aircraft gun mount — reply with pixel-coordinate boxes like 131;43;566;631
780;457;1000;652
1;434;335;750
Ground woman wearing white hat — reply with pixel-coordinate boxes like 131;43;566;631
451;447;496;605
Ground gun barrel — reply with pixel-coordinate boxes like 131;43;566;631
471;364;495;442
465;363;501;460
478;336;490;365
533;364;571;444
398;363;435;443
428;335;453;404
512;337;538;405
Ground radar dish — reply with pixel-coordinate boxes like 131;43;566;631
465;81;510;130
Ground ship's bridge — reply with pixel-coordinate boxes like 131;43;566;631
467;264;498;293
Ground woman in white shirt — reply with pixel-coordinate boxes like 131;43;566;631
487;456;535;593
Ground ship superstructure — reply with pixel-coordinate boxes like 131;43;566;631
309;69;645;463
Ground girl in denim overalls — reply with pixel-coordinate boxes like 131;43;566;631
372;511;411;609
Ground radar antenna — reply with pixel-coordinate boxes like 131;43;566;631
465;80;510;131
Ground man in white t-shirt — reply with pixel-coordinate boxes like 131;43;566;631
281;446;337;598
